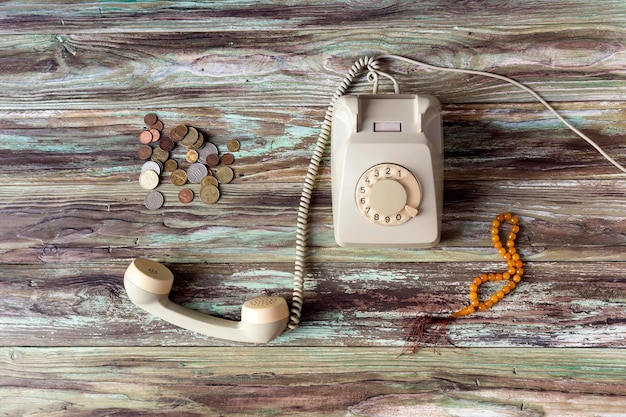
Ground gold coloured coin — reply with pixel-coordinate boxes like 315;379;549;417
188;131;204;150
185;150;198;163
180;126;199;148
164;159;178;172
151;147;169;163
139;169;159;190
201;175;219;188
215;166;234;184
173;124;188;140
170;169;188;186
200;184;220;204
227;139;240;152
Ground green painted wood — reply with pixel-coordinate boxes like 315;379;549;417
1;347;625;416
1;262;624;347
1;1;626;33
1;29;626;111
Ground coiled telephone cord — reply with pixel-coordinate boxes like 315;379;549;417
287;56;382;330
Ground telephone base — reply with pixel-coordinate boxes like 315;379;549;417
331;94;444;248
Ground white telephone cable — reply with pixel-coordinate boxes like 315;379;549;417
376;54;626;174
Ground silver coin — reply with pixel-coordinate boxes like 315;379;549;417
197;142;218;162
141;160;162;175
144;191;164;210
187;163;208;184
139;169;159;190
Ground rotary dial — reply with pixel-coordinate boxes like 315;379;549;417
355;163;421;226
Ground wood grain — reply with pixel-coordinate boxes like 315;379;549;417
1;347;625;416
1;1;626;415
1;28;626;110
1;261;624;348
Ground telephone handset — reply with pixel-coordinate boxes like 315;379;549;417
124;258;290;343
331;94;444;247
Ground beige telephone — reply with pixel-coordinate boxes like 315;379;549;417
332;94;444;247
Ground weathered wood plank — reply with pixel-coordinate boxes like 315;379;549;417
1;28;625;110
1;104;626;186
1;177;625;264
1;346;625;416
1;0;625;33
0;262;624;347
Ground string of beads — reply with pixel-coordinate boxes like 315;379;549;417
452;212;523;318
405;212;523;352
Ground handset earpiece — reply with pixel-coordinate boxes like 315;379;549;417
123;258;289;343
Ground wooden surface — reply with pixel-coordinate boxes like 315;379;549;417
1;1;626;415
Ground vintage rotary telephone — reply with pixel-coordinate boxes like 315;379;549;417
125;54;626;343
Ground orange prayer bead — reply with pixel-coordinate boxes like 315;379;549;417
456;213;523;319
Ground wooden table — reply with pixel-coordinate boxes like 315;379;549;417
1;2;625;415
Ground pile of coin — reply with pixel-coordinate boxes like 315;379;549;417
136;113;241;210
